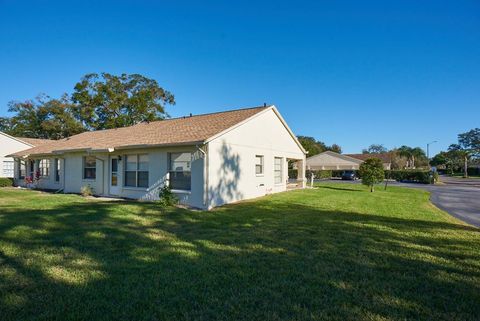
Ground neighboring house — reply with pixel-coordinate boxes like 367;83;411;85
345;153;392;170
9;105;307;209
306;151;363;170
306;151;392;171
0;132;51;178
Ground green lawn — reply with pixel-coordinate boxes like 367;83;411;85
0;185;479;321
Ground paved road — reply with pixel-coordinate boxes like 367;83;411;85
315;176;480;228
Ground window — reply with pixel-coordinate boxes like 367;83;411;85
124;154;149;188
255;155;264;175
18;160;26;179
169;152;192;190
2;161;14;177
274;157;283;184
83;156;96;180
54;158;60;182
38;159;50;177
111;158;118;186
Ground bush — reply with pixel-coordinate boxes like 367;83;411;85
0;178;13;187
386;170;434;184
306;170;333;179
158;186;178;207
288;169;298;179
80;185;94;197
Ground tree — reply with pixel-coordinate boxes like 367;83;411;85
327;143;342;154
297;136;326;156
448;144;470;177
430;152;448;167
459;128;480;157
359;158;385;192
362;144;387;154
71;73;175;130
2;94;85;139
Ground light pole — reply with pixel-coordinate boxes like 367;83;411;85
427;140;438;160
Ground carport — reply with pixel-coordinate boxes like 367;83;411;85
306;151;363;170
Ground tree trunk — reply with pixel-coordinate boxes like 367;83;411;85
370;185;374;192
411;156;415;169
464;156;468;178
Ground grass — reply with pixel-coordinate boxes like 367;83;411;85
0;184;479;321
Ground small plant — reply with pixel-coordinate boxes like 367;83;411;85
359;158;385;192
0;177;13;187
80;185;94;197
158;186;178;207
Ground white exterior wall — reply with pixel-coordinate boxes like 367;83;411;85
0;133;33;178
60;146;205;208
206;108;305;209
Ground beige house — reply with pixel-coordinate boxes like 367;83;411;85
10;105;306;209
306;151;392;171
0;132;50;178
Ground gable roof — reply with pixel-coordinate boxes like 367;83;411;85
307;151;364;164
345;153;392;163
0;131;53;147
15;137;53;146
11;105;300;157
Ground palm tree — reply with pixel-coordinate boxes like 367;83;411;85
397;146;426;169
397;146;413;168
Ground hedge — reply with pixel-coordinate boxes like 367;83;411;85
0;177;13;187
385;170;434;184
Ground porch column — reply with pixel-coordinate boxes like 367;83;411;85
297;159;306;188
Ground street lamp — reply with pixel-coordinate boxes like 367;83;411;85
427;140;438;160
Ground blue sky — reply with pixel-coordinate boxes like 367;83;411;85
0;0;479;155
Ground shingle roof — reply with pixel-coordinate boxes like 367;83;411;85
345;153;392;163
11;106;270;157
15;137;53;146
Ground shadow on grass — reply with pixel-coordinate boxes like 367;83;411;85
317;185;364;192
0;196;479;321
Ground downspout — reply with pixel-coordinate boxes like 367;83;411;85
196;144;208;208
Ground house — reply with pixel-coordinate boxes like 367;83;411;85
306;151;391;171
306;151;364;170
344;153;392;170
0;132;51;178
9;105;307;209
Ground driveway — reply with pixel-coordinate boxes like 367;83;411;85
316;176;480;228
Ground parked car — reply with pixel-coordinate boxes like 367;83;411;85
341;170;357;180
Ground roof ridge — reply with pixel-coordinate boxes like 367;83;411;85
137;105;271;125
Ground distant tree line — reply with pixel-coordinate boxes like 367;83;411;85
0;73;175;139
430;128;480;177
296;136;342;156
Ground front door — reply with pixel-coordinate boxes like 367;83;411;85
110;157;120;195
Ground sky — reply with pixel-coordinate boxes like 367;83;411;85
0;0;479;155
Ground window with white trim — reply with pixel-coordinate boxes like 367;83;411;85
255;155;264;175
169;152;192;190
124;154;149;188
83;156;96;180
274;157;283;184
2;161;14;177
38;159;50;177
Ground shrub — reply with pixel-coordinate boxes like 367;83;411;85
158;186;178;207
288;169;298;179
0;178;13;187
80;185;94;197
359;158;385;192
386;170;434;184
306;170;333;179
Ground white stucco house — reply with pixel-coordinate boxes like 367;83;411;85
0;132;51;178
9;105;307;209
